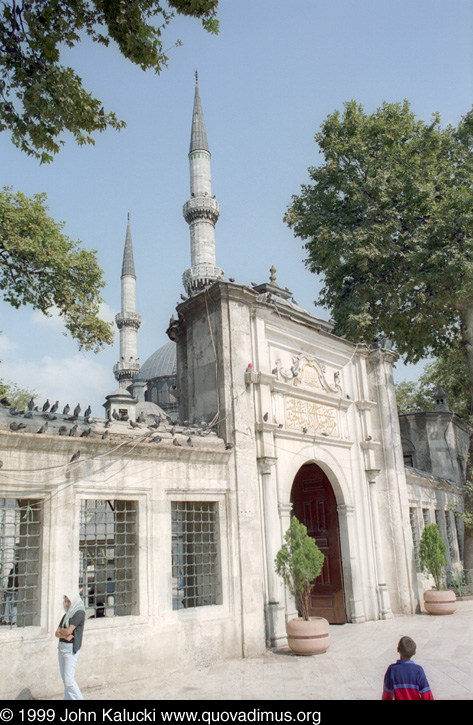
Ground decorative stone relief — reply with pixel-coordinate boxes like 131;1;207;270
273;353;342;395
285;396;338;436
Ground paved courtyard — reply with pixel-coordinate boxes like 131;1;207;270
65;599;473;701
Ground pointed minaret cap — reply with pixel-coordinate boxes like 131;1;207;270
189;71;210;154
122;213;136;278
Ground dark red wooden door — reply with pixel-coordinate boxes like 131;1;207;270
292;464;346;624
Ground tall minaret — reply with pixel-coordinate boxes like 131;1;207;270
113;215;141;387
182;73;224;296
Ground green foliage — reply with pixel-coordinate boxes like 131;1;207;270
0;0;219;161
394;380;435;415
419;523;447;590
285;100;473;367
395;341;471;420
275;516;324;620
0;186;114;351
0;378;36;409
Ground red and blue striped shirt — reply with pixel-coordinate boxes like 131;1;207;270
382;659;434;700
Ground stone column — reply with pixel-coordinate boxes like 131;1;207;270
337;503;366;623
258;457;286;647
367;473;393;619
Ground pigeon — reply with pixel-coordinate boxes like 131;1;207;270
28;398;35;411
302;427;308;434
66;416;78;422
37;423;48;434
10;422;26;431
70;450;81;463
0;461;3;469
81;428;92;438
102;430;109;440
69;425;79;437
173;438;182;447
84;405;92;418
186;437;193;447
50;401;59;413
104;419;112;428
62;404;70;415
9;407;22;416
1;397;11;407
263;412;269;422
112;410;119;421
23;411;33;419
129;420;141;429
137;412;146;424
149;435;162;444
42;413;57;421
42;400;50;412
73;404;81;417
58;426;69;436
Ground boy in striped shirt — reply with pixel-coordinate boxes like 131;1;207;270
382;636;434;700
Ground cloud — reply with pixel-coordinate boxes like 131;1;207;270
0;354;113;416
0;334;18;356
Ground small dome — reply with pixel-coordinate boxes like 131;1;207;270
134;342;177;382
136;401;168;421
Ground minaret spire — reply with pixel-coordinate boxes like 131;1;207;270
182;74;224;296
113;214;141;387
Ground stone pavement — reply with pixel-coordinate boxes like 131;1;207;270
70;599;473;701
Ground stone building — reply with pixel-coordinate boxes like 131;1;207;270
0;77;466;699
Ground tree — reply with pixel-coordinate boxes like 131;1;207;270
285;100;473;566
0;0;219;162
419;524;447;590
275;516;324;620
395;343;471;419
0;376;35;408
0;186;114;351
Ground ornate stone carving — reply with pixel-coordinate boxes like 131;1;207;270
285;396;338;436
273;353;342;395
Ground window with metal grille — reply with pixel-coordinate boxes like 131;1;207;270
445;510;457;562
409;507;421;572
0;498;42;628
79;500;138;618
171;501;221;610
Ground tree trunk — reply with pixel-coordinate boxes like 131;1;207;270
459;305;473;570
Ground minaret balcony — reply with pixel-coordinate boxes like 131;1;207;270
182;264;225;296
113;360;141;382
115;311;142;330
183;195;220;224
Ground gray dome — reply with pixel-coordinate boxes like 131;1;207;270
134;341;177;382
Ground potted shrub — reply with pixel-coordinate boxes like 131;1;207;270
419;523;456;615
275;516;329;654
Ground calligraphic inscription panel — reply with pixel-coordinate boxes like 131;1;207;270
285;396;338;436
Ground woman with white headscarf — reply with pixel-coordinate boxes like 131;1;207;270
55;592;86;700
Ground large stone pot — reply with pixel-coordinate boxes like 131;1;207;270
286;617;330;655
423;589;457;615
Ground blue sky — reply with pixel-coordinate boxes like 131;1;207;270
1;0;472;416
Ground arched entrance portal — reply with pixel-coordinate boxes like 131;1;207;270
291;463;346;624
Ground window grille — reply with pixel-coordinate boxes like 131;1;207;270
409;508;421;572
171;501;221;610
422;509;430;527
0;498;42;628
445;510;457;562
79;500;138;618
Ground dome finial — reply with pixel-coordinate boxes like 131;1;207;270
195;69;198;85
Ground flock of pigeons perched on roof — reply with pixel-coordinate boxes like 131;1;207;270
0;395;223;464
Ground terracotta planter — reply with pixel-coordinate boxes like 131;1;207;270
423;589;457;615
286;617;330;655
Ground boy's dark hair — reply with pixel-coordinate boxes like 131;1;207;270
398;636;416;659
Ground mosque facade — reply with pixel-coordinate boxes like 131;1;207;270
0;79;466;699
